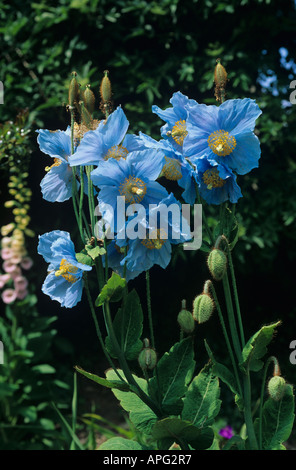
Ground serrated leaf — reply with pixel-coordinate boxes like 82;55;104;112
254;384;295;450
99;437;145;450
95;272;126;306
105;369;157;435
149;337;195;415
105;289;143;360
240;321;281;372
74;366;133;392
85;245;106;260
181;362;221;427
75;252;93;266
151;417;214;450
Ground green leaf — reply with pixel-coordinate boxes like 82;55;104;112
95;272;126;307
74;366;133;392
75;252;93;266
151;418;214;450
149;337;195;415
204;340;243;410
31;364;56;374
240;321;281;372
105;369;157;435
105;289;143;360
85;245;106;260
99;437;145;450
254;384;295;450
181;362;221;427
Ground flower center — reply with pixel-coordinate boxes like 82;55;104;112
55;259;78;283
119;176;147;203
170;120;188;146
161;157;182;181
202;168;226;190
104;145;128;161
141;228;167;250
207;130;236;156
45;158;62;172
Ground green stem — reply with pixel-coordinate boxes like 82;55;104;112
218;236;245;349
243;369;259;450
222;273;242;362
258;356;279;450
146;270;155;349
209;282;242;397
104;301;162;418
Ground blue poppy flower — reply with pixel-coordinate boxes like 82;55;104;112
116;193;192;274
37;230;92;308
102;239;143;282
193;156;242;205
136;132;197;205
184;98;262;175
37;127;79;202
68;107;144;167
91;149;168;231
152;91;196;151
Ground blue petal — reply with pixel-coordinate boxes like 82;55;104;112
40;162;75;202
222;131;261;175
100;107;129;150
42;271;83;308
38;231;71;264
69;127;105;166
218;98;262;134
127;149;165;181
37;129;71;162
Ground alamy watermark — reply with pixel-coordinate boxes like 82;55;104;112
289;340;296;365
94;197;203;251
289;80;296;104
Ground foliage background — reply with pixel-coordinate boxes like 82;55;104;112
1;0;296;441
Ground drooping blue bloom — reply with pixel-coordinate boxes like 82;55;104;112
37;230;92;308
136;132;197;205
116;193;192;274
37;127;79;202
193;156;242;205
68;107;144;167
184;98;262;175
152;91;196;151
102;239;143;282
91;149;168;231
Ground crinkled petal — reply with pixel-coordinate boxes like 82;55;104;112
37;129;71;162
40;162;75;202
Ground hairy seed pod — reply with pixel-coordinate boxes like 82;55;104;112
177;308;195;334
100;70;112;103
138;347;157;371
207;248;227;281
214;60;228;89
80;102;93;129
83;85;95;115
267;376;286;401
68;71;80;107
193;293;214;324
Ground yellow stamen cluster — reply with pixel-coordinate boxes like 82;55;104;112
45;158;62;172
170;120;188;146
203;168;226;190
104;145;129;161
141;228;167;250
119;176;147;203
161;157;182;181
55;259;78;284
207;130;236;156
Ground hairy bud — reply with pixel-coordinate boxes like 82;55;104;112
138;346;157;371
177;305;195;334
68;71;80;107
267;376;286;401
192;293;214;324
207;248;227;281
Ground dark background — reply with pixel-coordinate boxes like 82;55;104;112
1;0;296;433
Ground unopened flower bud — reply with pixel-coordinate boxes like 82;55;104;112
68;71;80;107
193;293;214;324
83;85;95;115
138;341;157;371
267;376;286;401
207;248;227;281
177;301;195;333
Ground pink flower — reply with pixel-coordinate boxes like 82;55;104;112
10;267;22;279
1;248;13;260
1;237;12;248
16;289;28;300
20;257;33;270
9;255;22;265
14;276;28;291
1;288;17;304
0;274;11;288
3;260;18;273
